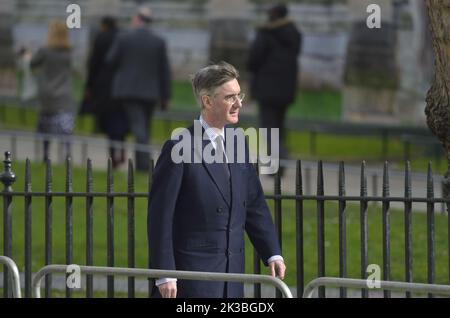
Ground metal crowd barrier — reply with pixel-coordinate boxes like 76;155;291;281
32;264;293;298
303;277;450;298
0;256;22;298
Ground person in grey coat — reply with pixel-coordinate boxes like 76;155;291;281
28;19;75;162
107;6;171;171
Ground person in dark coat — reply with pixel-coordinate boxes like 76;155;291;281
247;3;302;166
83;16;128;168
107;6;171;171
148;62;285;298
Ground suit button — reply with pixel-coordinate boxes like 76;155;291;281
227;251;232;256
217;207;223;213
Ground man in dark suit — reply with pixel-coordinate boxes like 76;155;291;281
148;62;285;298
247;3;302;167
107;6;171;171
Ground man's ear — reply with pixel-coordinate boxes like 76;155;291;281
202;95;212;110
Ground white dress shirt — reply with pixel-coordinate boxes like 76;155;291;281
200;115;227;161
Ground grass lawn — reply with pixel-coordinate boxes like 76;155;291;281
1;80;341;117
170;81;342;121
1;160;449;295
288;89;341;120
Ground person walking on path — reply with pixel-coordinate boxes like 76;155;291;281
28;19;76;162
107;5;171;171
82;16;129;168
247;3;302;170
148;62;285;298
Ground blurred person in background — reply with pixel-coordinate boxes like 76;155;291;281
17;46;38;105
107;5;171;171
247;3;302;173
27;19;75;162
82;16;128;169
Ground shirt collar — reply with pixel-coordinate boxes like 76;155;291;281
199;115;225;143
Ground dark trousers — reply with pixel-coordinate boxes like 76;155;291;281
97;101;129;169
122;100;156;171
258;101;290;161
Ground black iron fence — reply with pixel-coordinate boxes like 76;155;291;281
1;151;449;298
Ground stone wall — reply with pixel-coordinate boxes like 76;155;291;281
342;0;432;125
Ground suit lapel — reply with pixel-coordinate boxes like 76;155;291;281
197;137;231;208
188;122;235;207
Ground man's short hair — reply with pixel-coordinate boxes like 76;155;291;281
137;5;152;24
191;61;239;107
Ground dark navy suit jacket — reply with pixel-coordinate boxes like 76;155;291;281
148;124;281;298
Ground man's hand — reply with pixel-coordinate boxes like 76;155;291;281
269;259;286;280
158;280;177;298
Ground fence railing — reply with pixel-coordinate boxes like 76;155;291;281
0;256;21;298
32;264;292;298
1;150;450;298
303;277;450;298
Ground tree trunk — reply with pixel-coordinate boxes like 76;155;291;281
425;0;450;193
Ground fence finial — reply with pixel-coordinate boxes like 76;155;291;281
0;151;16;192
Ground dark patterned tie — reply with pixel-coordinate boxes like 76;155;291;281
216;135;230;179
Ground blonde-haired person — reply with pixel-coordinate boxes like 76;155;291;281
28;19;74;161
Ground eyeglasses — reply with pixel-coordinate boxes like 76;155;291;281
207;93;245;105
224;93;245;105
